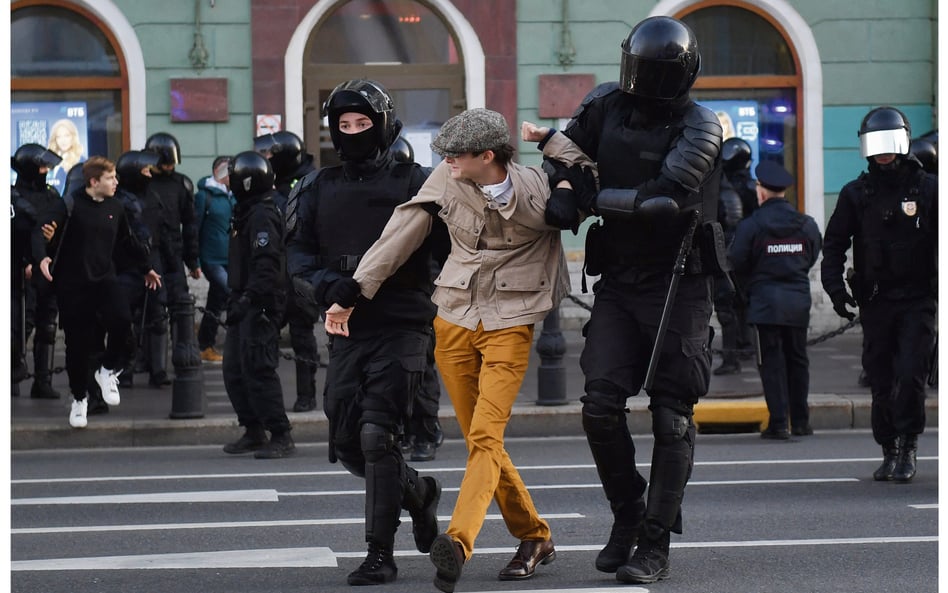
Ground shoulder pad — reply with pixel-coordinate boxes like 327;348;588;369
287;168;321;202
684;103;725;134
569;82;622;120
180;174;194;196
284;168;322;236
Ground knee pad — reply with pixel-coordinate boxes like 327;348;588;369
361;422;396;463
651;406;692;445
37;323;57;345
581;404;625;438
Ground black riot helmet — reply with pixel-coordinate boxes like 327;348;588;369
910;138;937;175
325;79;403;161
390;136;415;164
858;106;911;159
254;130;305;178
144;132;182;166
12;143;62;184
228;150;274;201
619;16;701;100
116;150;160;192
721;137;753;173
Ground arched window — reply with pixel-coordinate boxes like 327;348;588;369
680;2;804;209
11;1;129;193
303;0;466;168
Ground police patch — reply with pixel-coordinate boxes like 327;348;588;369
254;231;270;247
902;201;917;217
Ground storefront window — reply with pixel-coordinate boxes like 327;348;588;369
11;3;127;180
681;3;803;209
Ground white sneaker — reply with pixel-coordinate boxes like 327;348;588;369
69;398;88;428
95;366;122;406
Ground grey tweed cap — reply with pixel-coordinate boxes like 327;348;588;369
430;108;511;157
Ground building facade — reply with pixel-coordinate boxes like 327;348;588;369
9;0;938;329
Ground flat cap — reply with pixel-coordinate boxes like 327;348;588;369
431;108;510;157
755;160;794;192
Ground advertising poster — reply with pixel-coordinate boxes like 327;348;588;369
699;99;760;172
11;101;89;195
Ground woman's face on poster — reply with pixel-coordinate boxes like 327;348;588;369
54;127;74;153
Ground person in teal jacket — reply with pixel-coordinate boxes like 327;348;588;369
195;156;236;361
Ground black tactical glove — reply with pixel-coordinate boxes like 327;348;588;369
830;291;857;321
324;277;361;308
542;159;598;212
545;187;580;232
226;294;252;326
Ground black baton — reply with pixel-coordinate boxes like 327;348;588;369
644;210;701;391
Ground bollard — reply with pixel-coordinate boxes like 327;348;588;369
169;294;205;418
535;305;568;406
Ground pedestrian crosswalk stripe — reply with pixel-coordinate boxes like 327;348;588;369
11;547;337;571
12;489;279;505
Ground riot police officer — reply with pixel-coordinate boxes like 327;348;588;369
821;106;937;483
286;79;441;585
12;144;63;398
253;130;321;413
143;132;200;387
113;150;164;387
721;137;757;217
728;161;822;438
711;171;744;375
556;16;722;583
221;151;294;459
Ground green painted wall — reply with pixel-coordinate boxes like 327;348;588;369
116;0;254;183
515;0;937;243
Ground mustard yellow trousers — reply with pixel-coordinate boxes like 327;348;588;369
433;316;552;559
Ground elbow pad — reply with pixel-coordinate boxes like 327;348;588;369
596;188;639;220
662;105;723;192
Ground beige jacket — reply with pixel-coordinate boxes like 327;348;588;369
354;131;592;331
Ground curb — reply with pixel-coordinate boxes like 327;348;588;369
11;394;937;450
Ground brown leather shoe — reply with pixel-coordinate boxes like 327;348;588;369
498;539;556;581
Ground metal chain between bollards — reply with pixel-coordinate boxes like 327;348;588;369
564;293;863;357
195;305;327;368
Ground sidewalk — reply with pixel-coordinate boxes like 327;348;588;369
10;326;938;449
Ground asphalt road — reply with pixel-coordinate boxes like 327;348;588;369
11;429;938;593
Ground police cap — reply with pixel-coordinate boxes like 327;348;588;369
430;108;510;158
754;160;794;192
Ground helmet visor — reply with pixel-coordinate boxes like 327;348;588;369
859;128;910;158
619;53;687;100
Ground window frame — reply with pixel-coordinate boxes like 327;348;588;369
11;0;131;152
679;0;805;211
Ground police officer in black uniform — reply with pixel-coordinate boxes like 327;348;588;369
389;136;445;462
822;106;937;483
143;132;200;387
711;167;744;375
286;79;442;585
113;150;164;387
728;161;821;439
221;151;294;459
253;130;322;413
552;16;722;584
12;144;63;399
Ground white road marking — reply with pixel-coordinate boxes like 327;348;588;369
11;547;337;571
12;489;279;506
12;536;935;572
910;503;937;509
12;513;586;535
14;457;937;484
829;354;860;360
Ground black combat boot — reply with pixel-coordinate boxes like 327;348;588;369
616;522;670;584
582;410;649;573
347;540;397;585
254;430;296;459
403;474;441;553
872;441;900;481
893;434;917;482
30;343;60;399
223;425;268;454
292;360;317;412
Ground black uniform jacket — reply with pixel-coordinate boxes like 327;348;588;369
728;197;822;327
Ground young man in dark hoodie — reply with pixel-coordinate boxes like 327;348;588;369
38;156;157;428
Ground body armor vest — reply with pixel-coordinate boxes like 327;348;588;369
854;170;936;299
595;103;719;273
315;163;430;287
